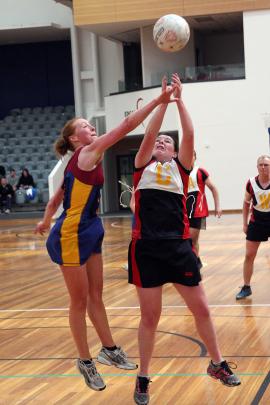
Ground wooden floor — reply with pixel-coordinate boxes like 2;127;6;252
0;214;270;405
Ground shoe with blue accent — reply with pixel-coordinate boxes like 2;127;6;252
236;285;252;300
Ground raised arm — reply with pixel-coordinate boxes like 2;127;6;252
135;78;169;168
172;73;194;170
79;84;176;171
205;177;222;217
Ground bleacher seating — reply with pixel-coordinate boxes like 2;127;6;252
0;104;75;208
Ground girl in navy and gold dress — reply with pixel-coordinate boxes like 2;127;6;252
35;84;177;392
46;147;104;267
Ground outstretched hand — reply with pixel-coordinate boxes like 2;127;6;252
35;221;50;236
158;82;178;104
171;73;183;99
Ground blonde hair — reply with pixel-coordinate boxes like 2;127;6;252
257;155;270;164
54;118;78;157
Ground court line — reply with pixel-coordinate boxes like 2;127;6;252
0;372;264;379
1;355;270;361
251;369;270;405
0;247;44;251
1;303;270;312
2;313;270;320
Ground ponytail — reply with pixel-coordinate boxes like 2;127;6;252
54;118;78;157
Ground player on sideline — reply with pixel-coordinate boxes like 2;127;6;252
34;83;177;392
128;74;241;405
236;155;270;299
187;150;222;268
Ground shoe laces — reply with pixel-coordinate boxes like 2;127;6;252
82;361;99;377
137;376;151;394
220;361;238;375
111;347;128;362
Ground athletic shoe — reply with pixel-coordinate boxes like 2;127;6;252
236;285;252;300
76;359;106;391
207;360;241;387
4;209;10;214
134;375;151;405
97;346;138;370
122;263;128;271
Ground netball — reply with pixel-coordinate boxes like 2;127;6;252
153;14;190;52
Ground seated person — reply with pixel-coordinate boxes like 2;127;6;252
7;168;18;191
0;177;14;213
17;168;36;190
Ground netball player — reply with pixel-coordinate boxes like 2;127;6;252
128;74;240;405
236;155;270;299
187;151;222;267
35;83;177;391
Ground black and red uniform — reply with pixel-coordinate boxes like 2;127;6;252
128;158;201;288
246;176;270;241
186;166;209;229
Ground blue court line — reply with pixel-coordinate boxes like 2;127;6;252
0;372;265;379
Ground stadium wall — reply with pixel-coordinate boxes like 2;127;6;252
104;10;270;211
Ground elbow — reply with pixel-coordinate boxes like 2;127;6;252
47;198;59;212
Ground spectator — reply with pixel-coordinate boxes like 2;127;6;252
0;177;14;213
7;168;18;191
17;168;36;190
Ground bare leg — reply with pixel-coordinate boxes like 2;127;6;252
243;241;260;285
86;253;115;347
61;265;91;359
174;283;222;363
136;286;163;374
189;227;200;255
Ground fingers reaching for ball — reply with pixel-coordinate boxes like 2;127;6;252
171;73;183;99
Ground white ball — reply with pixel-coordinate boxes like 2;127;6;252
153;14;190;53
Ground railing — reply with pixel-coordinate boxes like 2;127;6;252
151;63;245;86
115;63;245;94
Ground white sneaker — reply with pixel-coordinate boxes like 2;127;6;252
97;346;137;370
76;359;106;391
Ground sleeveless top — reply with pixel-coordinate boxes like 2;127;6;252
46;147;104;266
132;157;190;240
247;176;270;224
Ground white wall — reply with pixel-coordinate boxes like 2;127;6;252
0;0;72;28
99;37;125;100
105;10;270;211
141;25;195;87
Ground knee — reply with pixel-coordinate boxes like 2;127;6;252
245;251;256;262
192;303;210;320
70;296;88;312
88;289;103;306
141;310;161;330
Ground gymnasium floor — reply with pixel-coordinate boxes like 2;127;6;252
0;214;269;404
